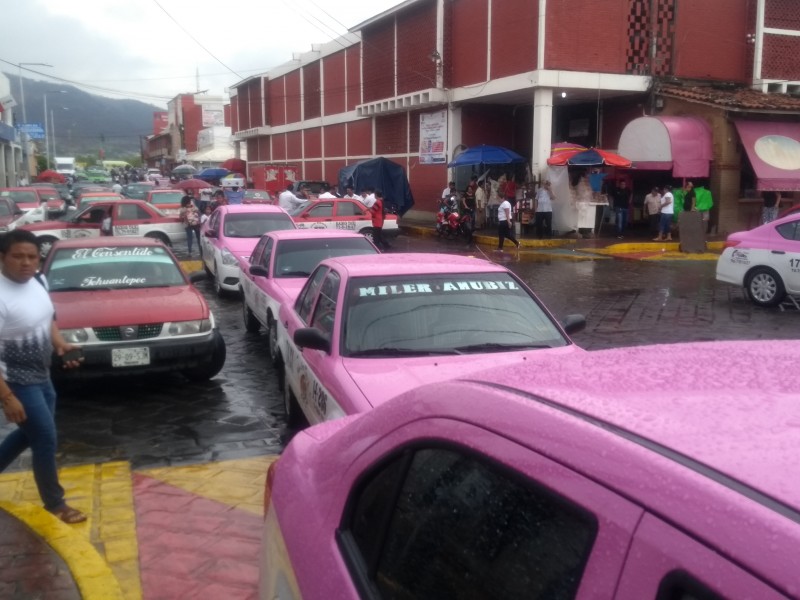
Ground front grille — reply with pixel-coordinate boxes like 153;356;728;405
93;323;164;341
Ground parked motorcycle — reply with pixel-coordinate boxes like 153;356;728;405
436;195;473;240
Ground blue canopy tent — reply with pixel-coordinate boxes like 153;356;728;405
338;157;414;215
448;144;526;167
194;168;230;182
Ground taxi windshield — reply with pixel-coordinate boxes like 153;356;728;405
150;192;182;205
3;191;38;205
274;238;377;278
223;212;295;238
343;273;567;356
46;246;185;291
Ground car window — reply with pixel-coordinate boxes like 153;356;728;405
307;203;334;217
4;191;38;204
336;201;364;217
260;238;274;270
656;571;724;600
0;202;11;217
273;237;377;278
341;446;597;600
250;236;268;265
296;266;328;324
117;204;150;220
310;270;340;337
343;272;568;356
775;220;800;241
208;210;220;232
46;245;185;291
150;192;182;205
223;212;295;238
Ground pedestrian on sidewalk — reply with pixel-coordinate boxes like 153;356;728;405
761;191;781;224
612;180;632;238
0;230;87;524
644;186;662;236
654;185;674;241
496;197;520;252
474;179;487;229
370;190;391;251
534;180;554;239
180;197;202;257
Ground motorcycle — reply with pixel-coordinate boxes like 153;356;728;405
436;195;473;240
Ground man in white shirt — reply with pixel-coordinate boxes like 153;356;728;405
654;185;674;241
643;186;662;236
442;181;456;201
278;184;305;211
342;186;357;200
361;186;376;208
318;183;338;199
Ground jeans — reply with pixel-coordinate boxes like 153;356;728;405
659;213;673;237
614;207;628;235
185;226;201;255
0;381;65;511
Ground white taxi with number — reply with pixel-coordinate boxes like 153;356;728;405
287;197;399;240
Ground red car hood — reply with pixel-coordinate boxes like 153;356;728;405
51;287;208;328
343;345;584;410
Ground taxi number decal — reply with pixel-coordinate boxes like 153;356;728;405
115;225;140;235
335;222;356;230
358;280;520;296
790;258;800;272
81;276;146;287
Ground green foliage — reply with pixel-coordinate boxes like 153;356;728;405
36;156;48;172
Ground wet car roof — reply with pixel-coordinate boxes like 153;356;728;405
266;230;372;241
318;252;509;277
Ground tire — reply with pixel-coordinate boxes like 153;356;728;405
242;299;260;333
267;314;279;365
37;236;58;258
361;228;375;242
283;373;306;429
745;267;786;307
183;331;227;381
144;231;171;247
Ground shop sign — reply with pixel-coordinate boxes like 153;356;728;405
420;110;447;164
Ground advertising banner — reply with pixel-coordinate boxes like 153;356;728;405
419;110;447;164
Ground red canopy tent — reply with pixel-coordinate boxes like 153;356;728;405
547;147;632;168
37;170;66;184
221;158;246;173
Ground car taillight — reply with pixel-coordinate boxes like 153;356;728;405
263;458;279;518
723;240;740;249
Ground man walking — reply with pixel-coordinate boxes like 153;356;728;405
612;180;631;238
0;230;86;524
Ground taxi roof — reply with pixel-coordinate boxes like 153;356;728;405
50;236;167;249
266;230;371;241
319;252;508;277
217;204;289;215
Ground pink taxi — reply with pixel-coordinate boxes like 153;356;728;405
199;204;296;296
261;339;800;599
239;230;379;363
279;253;585;426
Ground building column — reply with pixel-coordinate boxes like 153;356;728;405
0;145;7;187
447;105;462;173
530;88;554;182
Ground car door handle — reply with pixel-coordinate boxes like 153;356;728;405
771;250;785;254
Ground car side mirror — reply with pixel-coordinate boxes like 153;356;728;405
204;229;217;238
249;265;268;277
294;327;330;353
561;314;586;336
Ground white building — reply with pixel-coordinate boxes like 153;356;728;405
0;73;23;186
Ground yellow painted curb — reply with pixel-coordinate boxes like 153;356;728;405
0;501;124;600
180;259;204;273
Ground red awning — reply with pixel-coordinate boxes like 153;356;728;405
618;116;713;177
734;120;800;191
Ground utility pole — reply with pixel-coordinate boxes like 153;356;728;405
17;62;53;179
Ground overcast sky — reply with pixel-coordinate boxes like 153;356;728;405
2;0;405;108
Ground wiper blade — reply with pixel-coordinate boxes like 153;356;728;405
452;342;554;353
51;286;113;292
348;347;462;357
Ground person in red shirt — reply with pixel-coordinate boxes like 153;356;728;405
370;190;391;251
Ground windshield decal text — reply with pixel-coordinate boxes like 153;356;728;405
71;247;154;259
81;276;146;287
357;280;518;296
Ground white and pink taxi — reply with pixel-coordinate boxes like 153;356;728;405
19;199;186;256
287;197;399;240
279;253;586;426
239;230;379;363
199;204;296;296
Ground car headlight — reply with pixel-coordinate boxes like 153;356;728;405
61;328;89;343
167;319;211;336
220;247;238;266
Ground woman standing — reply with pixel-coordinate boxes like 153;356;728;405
534;181;555;239
179;197;202;257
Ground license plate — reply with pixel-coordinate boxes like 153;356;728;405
111;347;150;367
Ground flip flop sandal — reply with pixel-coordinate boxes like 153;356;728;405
49;505;88;524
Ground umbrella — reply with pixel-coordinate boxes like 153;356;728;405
547;147;632;168
195;168;230;181
448;144;526;167
37;169;66;184
174;178;211;190
220;158;246;173
171;164;198;175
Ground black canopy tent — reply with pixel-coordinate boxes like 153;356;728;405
337;157;414;215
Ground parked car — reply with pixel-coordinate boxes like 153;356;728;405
0;187;65;216
244;189;273;204
288;197;399;240
44;237;225;381
240;230;379;363
121;181;155;200
200;204;296;296
0;196;24;232
85;167;112;184
146;189;184;217
30;183;72;207
260;339;800;600
715;211;800;307
20;199;186;256
279;253;585;426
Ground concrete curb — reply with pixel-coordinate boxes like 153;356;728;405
0;501;124;600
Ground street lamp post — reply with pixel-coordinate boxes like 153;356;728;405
43;90;66;168
50;107;68;163
17;62;53;181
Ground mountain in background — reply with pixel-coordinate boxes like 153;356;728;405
3;73;164;159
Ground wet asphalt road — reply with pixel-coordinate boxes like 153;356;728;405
2;232;797;471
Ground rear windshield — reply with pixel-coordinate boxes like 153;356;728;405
274;237;377;278
223;212;295;238
2;191;38;204
343;273;567;356
79;195;119;208
149;192;183;205
46;246;185;291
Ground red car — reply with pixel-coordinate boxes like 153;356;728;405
0;187;66;216
0;196;24;232
43;237;225;381
146;189;184;216
289;197;399;240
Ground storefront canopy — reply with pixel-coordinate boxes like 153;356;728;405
618;116;712;177
734;120;800;191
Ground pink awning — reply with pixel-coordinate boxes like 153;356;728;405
618;116;713;177
734;120;800;191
